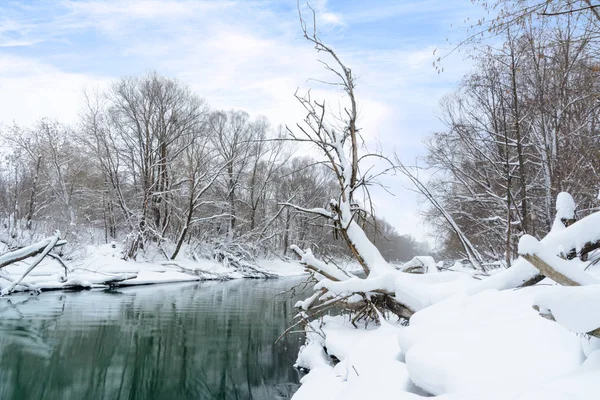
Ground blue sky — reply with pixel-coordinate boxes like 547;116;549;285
0;0;484;241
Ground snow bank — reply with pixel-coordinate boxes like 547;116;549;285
315;270;477;312
511;350;600;400
401;287;583;396
293;284;591;399
293;316;420;400
534;284;600;334
0;243;313;295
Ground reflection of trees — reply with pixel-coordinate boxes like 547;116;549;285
0;279;303;400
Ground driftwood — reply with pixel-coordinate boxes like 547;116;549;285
291;247;415;323
520;273;545;287
521;254;583;287
517;198;600;287
519;239;600;288
566;240;600;261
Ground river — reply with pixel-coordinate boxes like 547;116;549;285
0;278;307;400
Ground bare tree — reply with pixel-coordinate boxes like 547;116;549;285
282;4;413;325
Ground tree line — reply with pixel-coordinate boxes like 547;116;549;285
0;73;425;264
424;10;600;264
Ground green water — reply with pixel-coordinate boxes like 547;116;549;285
0;278;307;400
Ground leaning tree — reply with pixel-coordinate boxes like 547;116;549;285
282;5;414;329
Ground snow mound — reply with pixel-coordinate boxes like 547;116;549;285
400;287;584;396
534;284;600;334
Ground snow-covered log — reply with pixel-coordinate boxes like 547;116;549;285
469;192;600;294
533;285;600;339
290;246;351;282
0;236;67;270
1;231;63;295
517;233;600;338
518;235;598;287
400;256;438;274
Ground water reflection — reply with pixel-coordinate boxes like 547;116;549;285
0;279;306;400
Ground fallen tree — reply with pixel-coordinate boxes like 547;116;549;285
282;4;421;328
0;231;66;295
516;209;600;339
467;192;600;294
0;234;67;270
283;4;487;335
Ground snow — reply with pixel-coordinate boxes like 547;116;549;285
291;246;352;281
291;201;600;399
552;192;576;231
293;281;595;399
534;285;600;334
400;256;438;273
293;316;420;400
0;243;316;295
543;211;600;257
333;196;395;277
295;342;332;371
511;350;600;399
402;287;583;396
468;209;600;294
518;234;599;286
315;270;477;312
257;258;307;277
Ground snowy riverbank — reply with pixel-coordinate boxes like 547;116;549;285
0;242;332;294
292;260;600;399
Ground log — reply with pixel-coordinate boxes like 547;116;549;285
519;240;600;288
520;254;583;287
566;239;600;261
520;273;545;287
2;232;62;295
0;237;67;270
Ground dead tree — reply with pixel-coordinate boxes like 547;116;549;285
283;3;412;326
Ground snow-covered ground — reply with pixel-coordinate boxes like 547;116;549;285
0;242;318;294
292;260;600;400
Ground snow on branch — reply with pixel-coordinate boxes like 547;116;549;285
279;203;333;219
290;245;350;281
518;235;598;287
0;236;67;270
469;193;600;293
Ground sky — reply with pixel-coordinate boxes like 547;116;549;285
0;0;485;242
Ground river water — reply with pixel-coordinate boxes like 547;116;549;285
0;278;307;400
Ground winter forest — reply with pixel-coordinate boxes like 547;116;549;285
0;77;426;265
2;0;600;399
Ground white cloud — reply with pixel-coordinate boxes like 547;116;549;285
0;55;109;126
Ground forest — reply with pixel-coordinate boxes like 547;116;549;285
0;75;426;268
425;13;600;266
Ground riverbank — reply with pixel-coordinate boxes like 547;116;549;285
0;242;319;294
292;261;600;399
